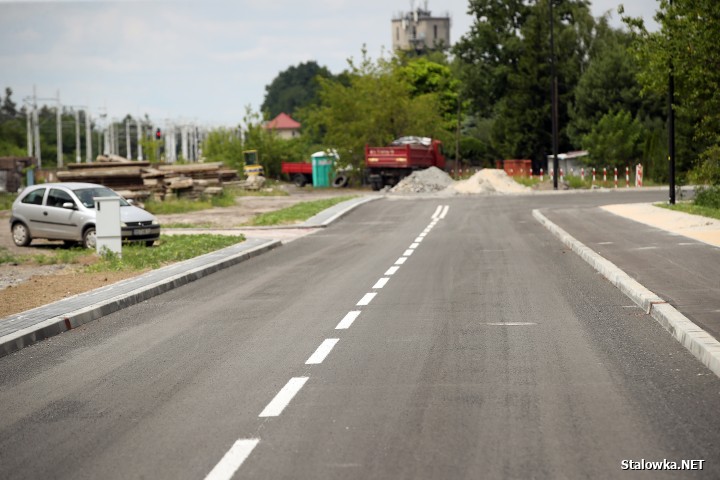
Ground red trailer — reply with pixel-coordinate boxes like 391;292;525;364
281;162;313;187
365;138;445;191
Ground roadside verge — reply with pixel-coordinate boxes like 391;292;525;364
533;209;720;379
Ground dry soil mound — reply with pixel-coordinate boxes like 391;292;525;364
390;166;455;194
444;169;530;195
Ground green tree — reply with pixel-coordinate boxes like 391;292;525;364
201;127;245;170
581;110;643;168
261;61;334;118
299;49;452;174
622;0;720;183
455;0;595;167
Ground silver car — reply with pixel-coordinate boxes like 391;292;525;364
10;182;161;248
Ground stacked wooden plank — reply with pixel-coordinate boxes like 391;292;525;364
57;159;239;201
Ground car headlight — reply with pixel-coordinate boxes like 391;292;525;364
152;219;159;226
121;222;127;227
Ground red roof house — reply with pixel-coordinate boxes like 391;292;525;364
265;113;301;139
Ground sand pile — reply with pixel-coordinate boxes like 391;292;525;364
444;169;530;195
390;167;455;194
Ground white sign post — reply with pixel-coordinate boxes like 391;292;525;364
94;196;122;257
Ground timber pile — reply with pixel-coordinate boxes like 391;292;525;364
57;159;238;201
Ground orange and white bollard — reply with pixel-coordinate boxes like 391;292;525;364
603;167;607;182
625;166;630;188
592;168;596;184
614;167;618;189
540;168;544;181
581;168;585;181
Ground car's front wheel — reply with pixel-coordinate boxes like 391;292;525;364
82;227;97;249
11;222;31;246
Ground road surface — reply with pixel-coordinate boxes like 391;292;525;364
1;191;718;479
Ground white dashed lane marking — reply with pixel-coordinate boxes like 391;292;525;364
385;266;400;276
395;257;407;265
409;243;419;249
403;249;414;257
357;292;377;306
336;311;361;329
259;377;309;418
306;339;339;365
204;439;260;480
373;277;389;289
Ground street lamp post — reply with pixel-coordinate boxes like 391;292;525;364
549;0;559;190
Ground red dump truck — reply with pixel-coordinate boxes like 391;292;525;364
365;137;445;191
281;162;313;187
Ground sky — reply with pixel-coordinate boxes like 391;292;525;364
0;0;660;129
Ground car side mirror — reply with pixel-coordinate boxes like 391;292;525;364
62;202;76;210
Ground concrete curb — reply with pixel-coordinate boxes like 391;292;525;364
302;195;382;227
532;209;720;378
0;239;280;357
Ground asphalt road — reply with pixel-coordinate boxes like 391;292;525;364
1;191;719;479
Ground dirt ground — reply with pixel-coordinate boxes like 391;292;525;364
0;185;362;317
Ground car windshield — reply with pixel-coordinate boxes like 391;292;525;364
72;187;130;208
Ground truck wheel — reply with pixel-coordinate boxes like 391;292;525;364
293;174;307;187
370;178;383;191
333;174;349;188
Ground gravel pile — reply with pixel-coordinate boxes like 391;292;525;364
390;167;455;194
444;169;530;195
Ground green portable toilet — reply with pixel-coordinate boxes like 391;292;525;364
311;151;336;188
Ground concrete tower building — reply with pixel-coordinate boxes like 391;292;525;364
391;1;451;52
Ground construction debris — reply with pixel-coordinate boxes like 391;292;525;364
56;160;239;201
444;169;531;195
390;167;454;194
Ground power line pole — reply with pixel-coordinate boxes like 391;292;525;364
136;119;143;160
85;110;93;163
125;118;131;159
75;109;81;163
26;101;33;158
33;86;41;168
668;0;676;204
56;90;63;168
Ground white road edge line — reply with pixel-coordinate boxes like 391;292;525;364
204;439;260;480
259;377;309;417
439;205;449;219
533;209;720;379
402;249;414;257
306;339;339;364
409;243;419;249
357;292;377;306
373;277;389;289
395;257;407;265
336;310;361;329
431;205;443;219
385;266;400;276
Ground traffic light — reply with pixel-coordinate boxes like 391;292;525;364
155;128;162;140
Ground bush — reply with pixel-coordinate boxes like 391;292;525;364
694;185;720;209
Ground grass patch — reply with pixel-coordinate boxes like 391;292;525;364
513;177;541;188
0;192;17;210
659;202;720;221
87;234;245;272
144;189;237;215
0;246;22;264
247;196;356;226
